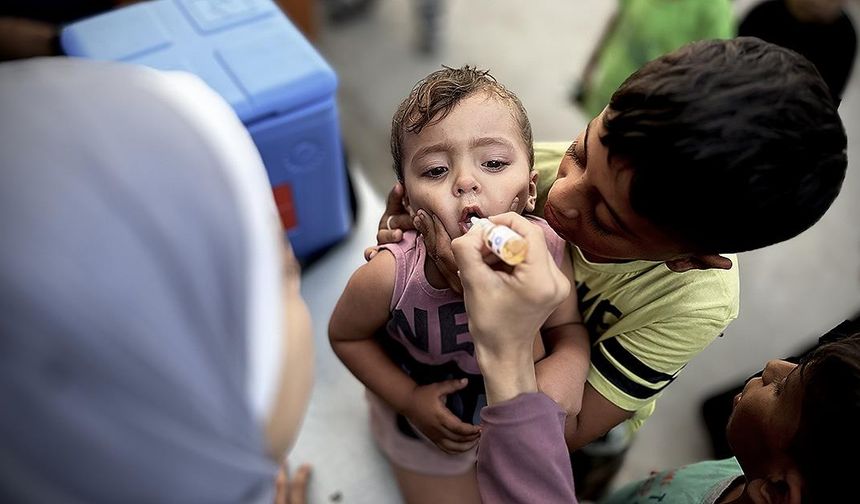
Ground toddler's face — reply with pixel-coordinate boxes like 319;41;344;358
400;92;535;239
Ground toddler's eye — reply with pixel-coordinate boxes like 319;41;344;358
424;166;448;178
482;160;509;171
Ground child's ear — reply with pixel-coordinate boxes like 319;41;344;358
746;472;803;504
525;170;538;213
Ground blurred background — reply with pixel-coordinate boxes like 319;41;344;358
2;0;858;502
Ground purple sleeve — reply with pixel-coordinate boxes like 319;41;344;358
477;393;577;503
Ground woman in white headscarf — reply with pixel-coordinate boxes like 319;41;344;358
0;57;313;503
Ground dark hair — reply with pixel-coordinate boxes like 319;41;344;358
601;37;847;253
791;332;860;502
390;65;533;181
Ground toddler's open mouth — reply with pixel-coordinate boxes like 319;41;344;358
459;205;484;234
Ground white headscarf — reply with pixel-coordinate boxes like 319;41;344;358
0;57;285;503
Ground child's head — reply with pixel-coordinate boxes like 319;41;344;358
390;66;536;238
544;37;847;267
726;332;860;503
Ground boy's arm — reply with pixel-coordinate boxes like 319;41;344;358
535;249;590;419
328;251;418;413
532;242;634;449
566;306;737;450
567;385;634;451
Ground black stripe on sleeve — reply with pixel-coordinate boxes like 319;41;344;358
601;337;676;384
592;342;676;400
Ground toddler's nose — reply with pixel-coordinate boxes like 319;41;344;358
454;175;480;195
457;185;478;194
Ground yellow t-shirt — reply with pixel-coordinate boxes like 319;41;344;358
533;142;740;430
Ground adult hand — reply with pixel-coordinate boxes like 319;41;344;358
402;379;481;454
452;212;570;403
274;462;311;504
413;209;462;293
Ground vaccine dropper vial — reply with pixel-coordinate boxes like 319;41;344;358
470;217;528;266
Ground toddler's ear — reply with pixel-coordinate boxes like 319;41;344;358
525;170;538;212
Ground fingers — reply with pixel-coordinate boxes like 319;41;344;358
288;464;311;504
374;228;403;246
487;212;542;242
379;182;412;232
434;377;470;396
275;462;312;504
451;224;493;288
432;379;481;437
440;413;481;438
373;182;413;246
435;410;481;453
274;464;287;504
364;246;379;261
438;437;480;454
383;181;405;214
414;210;435;244
385;213;416;232
488;212;553;266
417;211;462;293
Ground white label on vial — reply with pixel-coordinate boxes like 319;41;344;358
486;225;519;256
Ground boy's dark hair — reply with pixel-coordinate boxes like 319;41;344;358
602;37;847;253
791;332;860;503
390;65;534;181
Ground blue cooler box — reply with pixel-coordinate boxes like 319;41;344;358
61;0;352;260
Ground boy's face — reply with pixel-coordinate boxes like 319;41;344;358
400;92;536;239
726;359;803;478
543;110;693;263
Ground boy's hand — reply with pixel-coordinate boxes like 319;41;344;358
364;182;413;260
364;184;462;293
402;378;481;454
413;209;462;293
